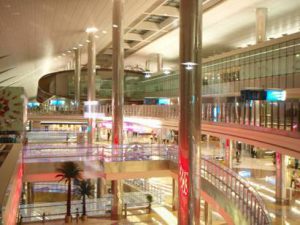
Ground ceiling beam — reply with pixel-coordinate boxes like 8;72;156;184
134;21;160;31
125;33;144;41
151;6;179;17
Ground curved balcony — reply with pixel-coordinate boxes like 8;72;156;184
37;68;144;103
27;102;300;157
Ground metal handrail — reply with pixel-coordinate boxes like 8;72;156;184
201;158;271;225
28;104;300;136
19;192;151;223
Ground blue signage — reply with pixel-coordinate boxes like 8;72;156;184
50;99;65;106
27;102;40;108
266;90;286;102
158;98;170;105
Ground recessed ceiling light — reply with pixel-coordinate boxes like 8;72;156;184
62;53;66;56
86;39;91;43
112;24;118;28
73;47;77;50
67;50;72;53
95;35;99;38
85;27;98;33
78;44;83;47
102;30;107;34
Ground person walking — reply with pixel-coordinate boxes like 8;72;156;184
291;170;298;188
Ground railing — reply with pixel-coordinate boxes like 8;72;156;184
23;144;270;224
28;102;300;135
124;179;164;204
23;144;176;163
201;157;271;225
19;192;150;223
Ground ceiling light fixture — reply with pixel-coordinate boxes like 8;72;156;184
67;50;72;53
73;47;77;50
112;24;118;28
144;71;152;78
85;27;98;33
162;67;171;75
78;44;83;47
182;62;197;70
95;35;99;38
86;39;91;43
102;30;107;34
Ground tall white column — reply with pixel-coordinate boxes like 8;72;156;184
178;0;203;224
275;152;287;203
157;53;163;73
256;8;268;43
111;0;124;220
74;48;81;108
225;139;233;169
87;31;96;145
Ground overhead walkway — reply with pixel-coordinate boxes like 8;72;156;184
23;144;271;225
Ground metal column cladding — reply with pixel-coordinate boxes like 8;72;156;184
179;0;203;224
112;0;124;147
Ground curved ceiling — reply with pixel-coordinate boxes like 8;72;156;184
0;0;299;97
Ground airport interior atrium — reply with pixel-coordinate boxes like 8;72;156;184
1;0;300;224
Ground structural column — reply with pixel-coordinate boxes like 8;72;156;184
178;0;202;224
87;30;96;144
74;48;81;109
225;139;233;169
172;178;178;211
97;178;106;198
111;0;124;220
27;182;34;204
275;152;287;203
256;8;268;43
204;201;212;225
157;53;163;73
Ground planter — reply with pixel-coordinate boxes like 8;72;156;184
81;215;88;221
65;215;72;223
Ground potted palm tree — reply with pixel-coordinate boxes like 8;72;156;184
56;161;82;223
75;179;95;221
146;194;153;213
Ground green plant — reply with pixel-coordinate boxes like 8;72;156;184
146;194;153;203
75;179;95;219
56;161;82;222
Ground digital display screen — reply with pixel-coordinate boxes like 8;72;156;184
266;90;286;102
27;102;40;108
158;98;170;105
50;99;65;106
238;170;251;178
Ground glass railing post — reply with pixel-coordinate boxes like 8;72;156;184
291;102;294;131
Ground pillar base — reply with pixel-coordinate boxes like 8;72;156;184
275;198;289;205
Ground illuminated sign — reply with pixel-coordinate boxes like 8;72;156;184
27;102;40;108
50;99;65;106
238;170;251;178
158;98;170;105
266;90;286;102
